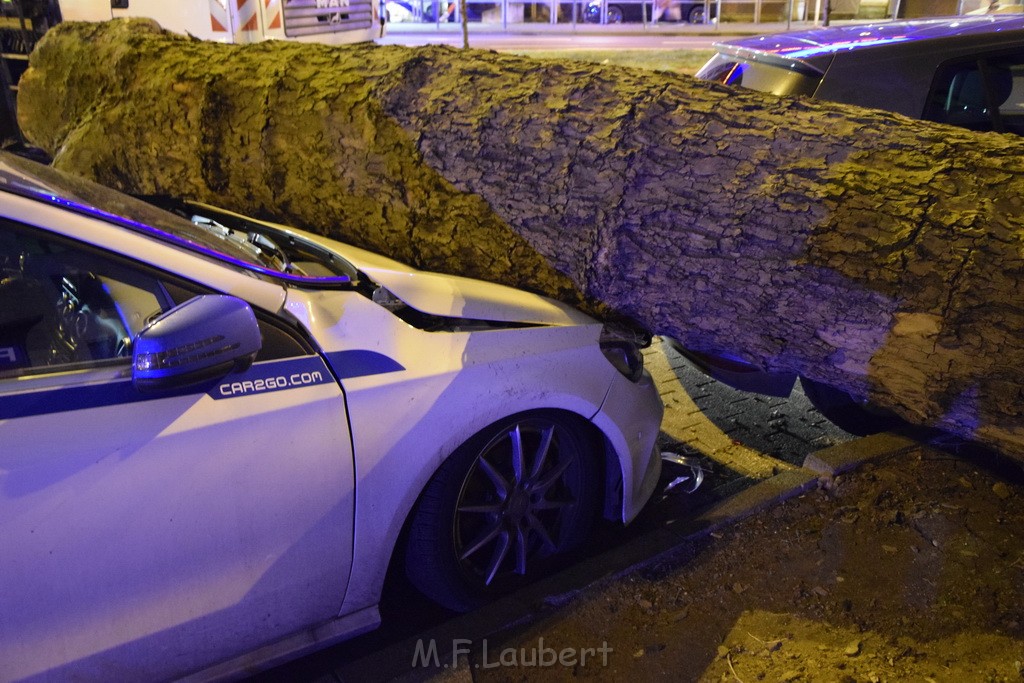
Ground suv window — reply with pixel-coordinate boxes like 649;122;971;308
924;54;1024;135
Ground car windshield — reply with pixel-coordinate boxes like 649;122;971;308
696;53;821;98
142;196;359;282
0;153;307;277
0;154;356;286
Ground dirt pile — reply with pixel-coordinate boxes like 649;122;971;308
478;446;1024;681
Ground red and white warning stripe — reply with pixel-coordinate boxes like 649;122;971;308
265;0;282;30
209;0;230;32
236;0;260;32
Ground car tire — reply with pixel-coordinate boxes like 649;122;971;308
687;4;705;23
606;5;624;22
405;412;600;612
799;377;905;436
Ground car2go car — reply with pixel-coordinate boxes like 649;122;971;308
585;0;713;24
0;153;663;681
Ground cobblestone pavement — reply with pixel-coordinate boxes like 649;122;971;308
647;338;852;491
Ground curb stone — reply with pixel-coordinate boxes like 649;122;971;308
802;429;921;476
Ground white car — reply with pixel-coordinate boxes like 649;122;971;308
0;153;663;682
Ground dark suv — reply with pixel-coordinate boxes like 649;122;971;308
697;15;1024;135
690;16;1024;433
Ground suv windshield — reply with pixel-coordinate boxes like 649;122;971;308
696;53;822;98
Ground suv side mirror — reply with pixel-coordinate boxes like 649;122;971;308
132;295;261;392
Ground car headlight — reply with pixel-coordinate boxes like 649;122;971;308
599;325;647;382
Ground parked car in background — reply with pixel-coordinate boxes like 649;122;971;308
585;0;714;24
696;15;1024;132
386;0;491;21
0;153;663;681
691;15;1024;434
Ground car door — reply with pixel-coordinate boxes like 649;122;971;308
0;220;354;681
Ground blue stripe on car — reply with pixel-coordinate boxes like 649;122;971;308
323;350;404;379
0;356;330;418
0;352;405;418
0;377;146;419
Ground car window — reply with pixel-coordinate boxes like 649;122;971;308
924;53;1024;135
1;220;320;380
0;220;174;378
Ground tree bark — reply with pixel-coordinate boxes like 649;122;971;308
16;19;1024;458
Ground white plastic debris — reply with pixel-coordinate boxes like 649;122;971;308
660;452;707;494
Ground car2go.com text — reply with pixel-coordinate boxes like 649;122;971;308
215;370;327;398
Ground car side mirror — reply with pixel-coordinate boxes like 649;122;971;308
132;295;261;392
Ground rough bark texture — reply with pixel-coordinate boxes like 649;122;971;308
16;19;1024;458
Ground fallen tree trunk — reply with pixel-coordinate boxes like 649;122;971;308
16;19;1024;458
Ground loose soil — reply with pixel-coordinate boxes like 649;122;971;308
473;446;1024;682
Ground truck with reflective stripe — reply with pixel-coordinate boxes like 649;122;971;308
41;0;384;45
